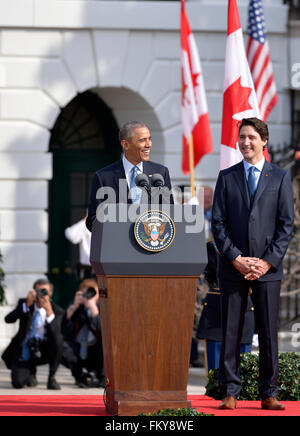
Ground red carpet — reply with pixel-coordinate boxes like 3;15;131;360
0;395;299;416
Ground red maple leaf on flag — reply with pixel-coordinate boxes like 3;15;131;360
181;66;189;107
192;72;200;88
191;71;200;103
221;77;253;150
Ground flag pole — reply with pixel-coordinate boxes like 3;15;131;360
188;135;195;198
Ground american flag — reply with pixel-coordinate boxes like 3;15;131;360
246;0;277;121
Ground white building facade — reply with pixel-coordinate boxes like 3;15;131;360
0;0;298;351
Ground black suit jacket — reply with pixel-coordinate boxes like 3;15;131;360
1;299;65;369
63;303;101;343
86;159;173;231
197;241;255;342
212;160;294;282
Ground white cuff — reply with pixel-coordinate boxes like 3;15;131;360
46;313;55;324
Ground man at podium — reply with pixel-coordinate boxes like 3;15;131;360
85;121;207;416
86;121;173;231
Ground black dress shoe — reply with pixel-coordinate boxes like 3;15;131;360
89;376;106;388
76;380;89;388
47;376;61;390
26;374;38;387
75;373;92;388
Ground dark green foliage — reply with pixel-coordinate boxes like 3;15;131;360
205;352;300;401
139;408;214;416
278;352;300;401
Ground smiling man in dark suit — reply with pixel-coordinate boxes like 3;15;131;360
86;121;173;231
212;118;294;411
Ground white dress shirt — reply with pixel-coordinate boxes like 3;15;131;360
243;157;265;191
22;303;55;339
122;155;143;188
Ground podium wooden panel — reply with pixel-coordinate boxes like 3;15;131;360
97;275;197;416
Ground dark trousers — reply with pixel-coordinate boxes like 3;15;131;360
190;338;198;362
219;279;281;399
11;339;62;388
205;340;252;372
61;340;104;382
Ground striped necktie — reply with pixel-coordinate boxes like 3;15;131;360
129;166;141;204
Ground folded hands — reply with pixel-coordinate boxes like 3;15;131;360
232;255;272;281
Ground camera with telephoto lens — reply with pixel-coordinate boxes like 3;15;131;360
82;287;97;299
37;288;48;297
27;337;42;359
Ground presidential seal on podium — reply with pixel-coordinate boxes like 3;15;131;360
134;210;175;252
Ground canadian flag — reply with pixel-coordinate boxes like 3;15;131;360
220;0;269;170
181;0;213;175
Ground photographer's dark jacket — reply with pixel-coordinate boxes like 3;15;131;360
63;303;101;343
1;298;65;369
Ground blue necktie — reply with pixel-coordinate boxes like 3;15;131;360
129;166;141;204
29;310;42;338
247;166;257;198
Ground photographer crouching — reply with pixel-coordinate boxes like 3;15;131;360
61;279;105;388
1;279;64;390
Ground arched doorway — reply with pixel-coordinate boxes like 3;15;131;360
48;90;121;307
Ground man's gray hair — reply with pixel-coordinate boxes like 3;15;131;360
119;121;148;142
33;278;53;291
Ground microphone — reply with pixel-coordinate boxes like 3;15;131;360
151;173;171;205
135;173;150;190
152;173;165;188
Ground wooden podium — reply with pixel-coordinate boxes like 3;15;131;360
91;205;207;416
